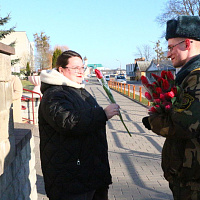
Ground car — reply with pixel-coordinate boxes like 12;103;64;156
115;75;126;84
105;75;110;81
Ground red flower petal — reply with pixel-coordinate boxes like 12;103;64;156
165;91;175;99
145;92;152;101
95;69;103;79
156;87;162;94
171;86;177;95
152;73;161;80
149;106;157;113
141;76;149;85
167;71;174;81
161;70;167;79
162;79;170;90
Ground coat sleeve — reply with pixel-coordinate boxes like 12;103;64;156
40;89;107;136
148;71;200;139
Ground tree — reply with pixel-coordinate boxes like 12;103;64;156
153;40;167;63
156;0;200;26
54;45;69;52
0;14;20;66
33;32;51;70
26;62;31;76
135;44;153;61
52;45;69;68
0;14;15;41
52;48;62;68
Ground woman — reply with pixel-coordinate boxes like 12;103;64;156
39;50;119;200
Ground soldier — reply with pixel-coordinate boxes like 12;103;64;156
142;16;200;199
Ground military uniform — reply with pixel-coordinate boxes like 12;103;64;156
148;54;200;199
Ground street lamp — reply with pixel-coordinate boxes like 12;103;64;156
116;59;121;74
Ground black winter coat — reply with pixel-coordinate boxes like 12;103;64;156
39;82;112;199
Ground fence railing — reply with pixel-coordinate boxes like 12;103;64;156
21;88;42;125
108;81;151;106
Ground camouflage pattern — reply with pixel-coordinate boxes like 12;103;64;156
169;182;200;200
148;56;200;197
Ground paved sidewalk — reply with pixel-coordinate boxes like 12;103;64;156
34;82;173;200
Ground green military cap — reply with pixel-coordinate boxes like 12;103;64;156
166;15;200;41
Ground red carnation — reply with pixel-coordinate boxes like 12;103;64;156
151;73;160;80
154;99;161;104
153;93;159;99
165;91;175;99
141;76;149;86
145;92;152;101
149;106;157;113
152;81;159;87
95;69;103;79
160;93;165;101
171;86;177;95
163;102;172;107
147;83;155;90
163;102;172;111
167;71;174;81
161;70;168;79
165;104;172;111
156;87;162;94
142;70;183;115
162;79;170;90
157;78;163;86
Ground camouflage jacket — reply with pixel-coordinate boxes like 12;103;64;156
148;55;200;189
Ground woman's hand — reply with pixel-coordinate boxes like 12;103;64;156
104;103;120;119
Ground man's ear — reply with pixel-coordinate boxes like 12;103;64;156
58;67;63;74
185;39;191;50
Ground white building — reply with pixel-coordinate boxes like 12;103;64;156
126;63;135;77
1;31;34;73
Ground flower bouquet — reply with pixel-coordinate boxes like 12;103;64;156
141;70;183;115
95;69;131;137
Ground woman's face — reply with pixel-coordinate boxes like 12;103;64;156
59;56;84;84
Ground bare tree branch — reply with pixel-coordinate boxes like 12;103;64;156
134;45;153;61
156;0;200;26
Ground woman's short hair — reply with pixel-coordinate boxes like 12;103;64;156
56;50;82;69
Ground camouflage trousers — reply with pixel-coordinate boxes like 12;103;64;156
169;182;200;200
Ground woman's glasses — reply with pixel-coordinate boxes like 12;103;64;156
63;66;87;73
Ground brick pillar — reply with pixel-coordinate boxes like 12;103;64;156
0;42;15;175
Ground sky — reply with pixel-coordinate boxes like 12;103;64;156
1;0;168;69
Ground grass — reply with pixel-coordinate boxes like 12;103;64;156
111;87;150;107
21;80;34;91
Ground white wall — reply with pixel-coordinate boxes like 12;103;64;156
1;32;34;72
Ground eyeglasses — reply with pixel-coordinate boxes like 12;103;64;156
63;66;87;73
168;40;185;52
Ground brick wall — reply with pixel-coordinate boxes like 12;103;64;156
0;42;37;199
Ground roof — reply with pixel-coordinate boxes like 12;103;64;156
147;60;175;72
135;61;151;72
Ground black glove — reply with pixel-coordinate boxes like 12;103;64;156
142;116;151;130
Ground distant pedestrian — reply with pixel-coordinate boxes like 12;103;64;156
38;50;120;200
142;16;200;199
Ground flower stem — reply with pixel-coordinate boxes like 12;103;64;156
119;112;132;137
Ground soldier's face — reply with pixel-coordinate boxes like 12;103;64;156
167;38;188;68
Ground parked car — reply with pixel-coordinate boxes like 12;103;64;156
109;74;116;81
105;75;110;81
115;75;126;84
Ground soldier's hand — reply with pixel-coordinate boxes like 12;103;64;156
142;116;151;130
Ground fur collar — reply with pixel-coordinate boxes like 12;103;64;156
40;69;85;89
